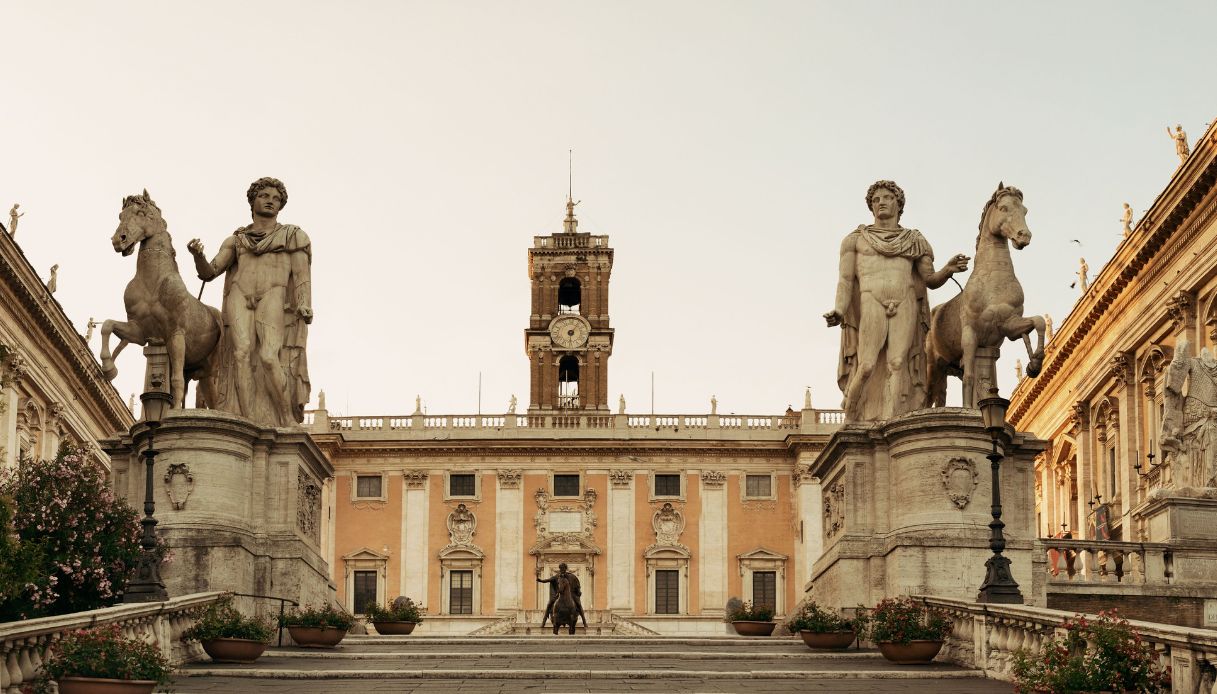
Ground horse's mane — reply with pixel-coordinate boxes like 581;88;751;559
976;183;1024;244
121;192;175;259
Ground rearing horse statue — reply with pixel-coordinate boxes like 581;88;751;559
925;183;1045;407
100;191;223;409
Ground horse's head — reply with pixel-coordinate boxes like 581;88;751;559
113;190;165;257
980;182;1031;250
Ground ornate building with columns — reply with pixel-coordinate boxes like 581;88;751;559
0;223;132;469
1011;119;1217;626
306;199;844;634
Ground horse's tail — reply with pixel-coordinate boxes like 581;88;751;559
195;305;225;409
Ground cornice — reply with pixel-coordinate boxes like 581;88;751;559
308;433;802;460
0;234;133;434
1010;124;1217;425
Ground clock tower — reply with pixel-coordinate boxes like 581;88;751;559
526;196;614;412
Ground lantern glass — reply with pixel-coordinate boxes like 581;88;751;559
978;395;1009;433
140;391;171;425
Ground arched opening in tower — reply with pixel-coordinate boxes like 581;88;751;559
558;278;581;315
558;355;580;409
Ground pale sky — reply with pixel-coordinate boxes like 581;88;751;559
3;1;1215;417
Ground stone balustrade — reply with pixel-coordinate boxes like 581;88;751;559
923;595;1217;693
0;592;223;694
307;408;845;440
1040;537;1172;585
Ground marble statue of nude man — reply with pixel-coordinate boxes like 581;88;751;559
824;180;969;421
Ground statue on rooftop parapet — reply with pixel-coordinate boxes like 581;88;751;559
46;264;58;294
824;180;970;421
1168;124;1190;163
1045;314;1054;341
8;204;22;237
1161;336;1217;490
1122;203;1134;238
85;317;98;342
187;177;312;427
1076;258;1089;292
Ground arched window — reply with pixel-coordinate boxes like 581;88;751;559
558;356;580;409
558;278;581;315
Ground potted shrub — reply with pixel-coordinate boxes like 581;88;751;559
1011;610;1169;693
35;624;172;694
726;599;776;636
281;603;356;647
183;596;276;663
856;597;951;664
785;601;855;649
366;596;424;635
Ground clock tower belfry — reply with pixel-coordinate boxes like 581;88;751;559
526;196;614;412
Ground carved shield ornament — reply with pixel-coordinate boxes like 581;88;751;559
163;463;194;510
941;457;979;510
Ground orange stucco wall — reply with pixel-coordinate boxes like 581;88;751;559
333;472;403;608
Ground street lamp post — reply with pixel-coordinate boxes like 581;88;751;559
123;354;172;603
976;392;1024;604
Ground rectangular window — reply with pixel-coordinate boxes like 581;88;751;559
1108;448;1116;499
355;475;382;498
655;569;679;614
554;474;580;497
449;473;476;497
353;570;378;613
746;474;772;498
450;570;473;615
654;473;681;497
752;571;776;612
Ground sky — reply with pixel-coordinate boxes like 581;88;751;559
3;1;1215;418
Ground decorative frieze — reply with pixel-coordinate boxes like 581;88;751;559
403;470;429;488
823;482;846;538
497;469;522;489
700;470;726;487
609;469;633;488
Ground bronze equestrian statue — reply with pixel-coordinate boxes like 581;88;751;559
537;563;587;633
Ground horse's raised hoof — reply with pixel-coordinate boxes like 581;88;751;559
1027;357;1043;378
101;360;118;381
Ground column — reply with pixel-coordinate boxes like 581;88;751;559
608;469;635;612
698;470;728;616
402;471;429;600
1071;402;1091;540
495;470;523;612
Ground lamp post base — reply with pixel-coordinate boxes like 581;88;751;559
977;554;1023;604
123;548;168;603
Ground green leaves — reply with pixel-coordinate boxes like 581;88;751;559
183;596;276;642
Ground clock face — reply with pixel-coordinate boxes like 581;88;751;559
550;316;589;349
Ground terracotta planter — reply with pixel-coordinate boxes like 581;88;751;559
799;629;856;649
373;621;417;635
56;677;157;694
877;639;944;664
287;625;347;647
201;637;268;663
731;620;777;636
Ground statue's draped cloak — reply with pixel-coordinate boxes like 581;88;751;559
837;225;933;421
208;223;311;426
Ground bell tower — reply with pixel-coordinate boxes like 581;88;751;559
525;195;614;412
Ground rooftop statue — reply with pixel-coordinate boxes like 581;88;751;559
824;180;969;421
926;183;1044;407
100;191;223;411
1076;258;1089;292
1162;336;1217;490
1122;203;1134;238
188;177;313;427
1044;314;1054;341
46;264;58;294
8;204;22;237
1168;124;1190;163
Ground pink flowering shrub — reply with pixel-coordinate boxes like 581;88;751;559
1011;610;1169;693
0;447;160;620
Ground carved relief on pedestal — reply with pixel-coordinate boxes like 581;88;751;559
609;469;633;488
700;470;726;488
297;470;322;543
163;463;195;510
940;457;979;510
446;503;476;546
823;482;846;538
403;470;429;488
497;469;522;489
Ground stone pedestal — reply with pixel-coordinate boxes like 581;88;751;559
807;407;1045;608
1135;492;1217;583
103;409;336;608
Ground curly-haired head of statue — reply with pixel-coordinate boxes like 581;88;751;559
246;177;288;210
866;180;905;220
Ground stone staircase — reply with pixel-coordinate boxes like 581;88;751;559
175;635;1009;692
465;609;656;636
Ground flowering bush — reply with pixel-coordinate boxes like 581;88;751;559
1011;610;1169;693
0;447;163;620
784;600;853;633
281;603;356;630
365;596;424;623
726;600;775;623
32;624;173;692
183;596;276;642
856;597;951;644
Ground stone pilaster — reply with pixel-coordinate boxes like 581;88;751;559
402;470;429;601
495;469;523;611
698;470;728;615
793;459;822;598
608;468;635;611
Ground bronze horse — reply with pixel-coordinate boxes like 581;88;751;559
551;574;578;635
100;191;222;409
925;183;1045;407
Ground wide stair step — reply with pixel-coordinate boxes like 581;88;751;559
176;635;1008;692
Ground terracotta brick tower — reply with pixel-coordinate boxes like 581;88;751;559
525;197;614;412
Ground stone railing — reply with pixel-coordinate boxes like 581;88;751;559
308;408;845;440
533;234;610;249
0;592;223;693
1040;538;1172;585
922;595;1217;693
